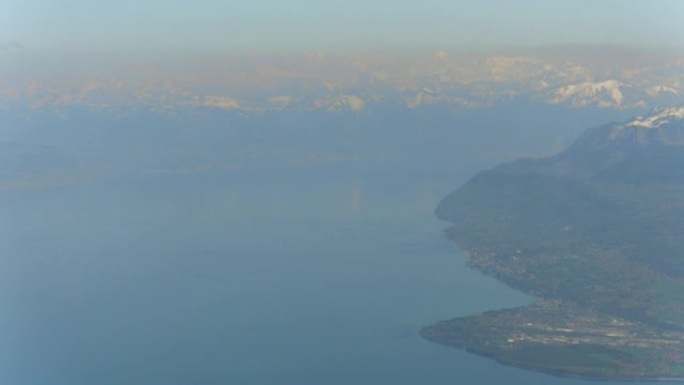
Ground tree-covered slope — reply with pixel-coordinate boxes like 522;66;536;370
425;108;684;380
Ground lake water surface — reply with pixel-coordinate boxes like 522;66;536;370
0;171;678;384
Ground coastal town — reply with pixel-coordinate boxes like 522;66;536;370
421;300;684;380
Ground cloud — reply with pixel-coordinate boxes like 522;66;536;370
0;41;26;51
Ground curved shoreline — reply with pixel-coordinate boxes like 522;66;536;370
421;247;684;382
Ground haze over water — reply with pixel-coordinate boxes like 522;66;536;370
0;167;680;384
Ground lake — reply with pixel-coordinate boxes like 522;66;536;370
0;169;677;384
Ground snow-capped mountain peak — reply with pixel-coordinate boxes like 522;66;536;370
627;107;684;128
566;106;684;155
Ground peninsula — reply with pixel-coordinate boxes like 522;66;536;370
422;107;684;380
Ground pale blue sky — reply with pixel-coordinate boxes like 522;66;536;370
2;0;684;53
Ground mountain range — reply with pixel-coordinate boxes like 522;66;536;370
2;48;683;113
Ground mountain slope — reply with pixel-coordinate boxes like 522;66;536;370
425;108;684;380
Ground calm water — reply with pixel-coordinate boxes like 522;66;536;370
0;171;678;384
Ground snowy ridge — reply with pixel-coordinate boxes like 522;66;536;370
567;106;684;153
627;107;684;128
551;80;624;107
2;52;683;112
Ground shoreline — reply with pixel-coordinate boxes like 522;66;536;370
421;242;684;382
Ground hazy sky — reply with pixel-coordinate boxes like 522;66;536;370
2;0;684;53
